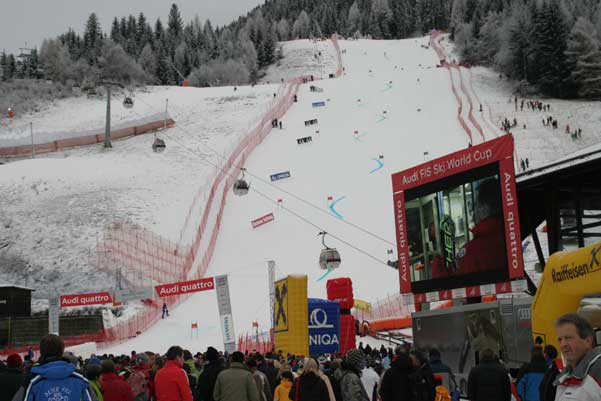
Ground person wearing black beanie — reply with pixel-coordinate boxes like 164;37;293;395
197;347;225;401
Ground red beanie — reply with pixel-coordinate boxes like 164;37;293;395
7;353;22;368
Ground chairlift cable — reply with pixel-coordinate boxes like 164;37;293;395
130;91;396;248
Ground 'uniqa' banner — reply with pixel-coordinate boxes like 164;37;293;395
308;298;340;355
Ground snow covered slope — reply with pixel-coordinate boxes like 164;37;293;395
102;36;476;354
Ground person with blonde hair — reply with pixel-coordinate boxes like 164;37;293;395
288;358;329;401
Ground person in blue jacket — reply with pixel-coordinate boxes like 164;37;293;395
12;334;96;401
516;347;547;401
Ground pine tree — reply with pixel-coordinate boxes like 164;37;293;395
530;0;571;97
0;51;7;81
111;17;121;43
155;42;171;84
348;1;362;35
565;17;601;98
84;12;103;64
7;54;17;79
167;3;184;38
155;18;165;43
120;17;128;40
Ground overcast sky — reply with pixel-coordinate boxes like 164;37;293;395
1;0;264;54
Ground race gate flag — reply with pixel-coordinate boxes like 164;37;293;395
155;277;215;297
60;292;113;308
308;298;340;355
251;213;275;229
270;171;291;181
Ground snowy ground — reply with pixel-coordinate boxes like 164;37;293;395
0;85;279;298
260;39;339;84
2;35;600;355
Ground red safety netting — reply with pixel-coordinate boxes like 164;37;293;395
0;119;175;157
237;333;272;354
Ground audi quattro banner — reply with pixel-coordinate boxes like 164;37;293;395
155;277;215;297
391;135;524;295
60;292;113;308
308;298;340;355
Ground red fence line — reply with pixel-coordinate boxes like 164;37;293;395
0;119;175;157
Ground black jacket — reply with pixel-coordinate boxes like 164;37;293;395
0;367;24;401
467;360;511;401
379;354;414;401
325;370;342;401
538;360;559;401
289;372;330;401
411;364;436;401
197;360;225;401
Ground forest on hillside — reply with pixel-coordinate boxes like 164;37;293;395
1;0;600;99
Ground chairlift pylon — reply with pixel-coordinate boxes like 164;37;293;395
233;167;250;196
318;231;341;270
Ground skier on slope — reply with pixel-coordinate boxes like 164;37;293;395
162;302;169;319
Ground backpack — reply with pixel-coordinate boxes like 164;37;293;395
434;385;451;401
128;370;149;400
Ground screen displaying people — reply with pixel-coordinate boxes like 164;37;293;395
405;173;507;286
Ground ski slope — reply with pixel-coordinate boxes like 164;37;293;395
101;36;479;354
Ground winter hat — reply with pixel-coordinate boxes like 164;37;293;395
136;352;149;365
206;347;219;362
7;353;22;368
345;349;365;370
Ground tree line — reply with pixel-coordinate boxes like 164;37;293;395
1;0;599;98
452;0;601;98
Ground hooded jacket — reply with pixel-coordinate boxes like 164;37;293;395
24;360;93;401
0;367;25;401
554;348;601;401
516;360;547;401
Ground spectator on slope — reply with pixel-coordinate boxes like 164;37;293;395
379;347;413;401
13;334;98;401
360;357;380;401
538;345;559;401
85;364;103;401
339;350;370;401
247;358;271;401
274;371;293;401
101;359;135;401
516;347;547;401
288;358;330;401
554;314;601;401
467;349;511;401
410;350;436;401
197;347;224;401
129;352;152;401
213;351;259;401
0;353;24;401
154;346;193;401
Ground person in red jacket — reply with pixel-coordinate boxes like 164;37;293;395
101;359;135;401
154;346;193;401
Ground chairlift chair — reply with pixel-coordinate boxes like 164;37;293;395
233;168;250;196
123;96;134;109
152;137;166;152
318;231;341;270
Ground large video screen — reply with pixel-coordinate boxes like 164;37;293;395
392;135;524;294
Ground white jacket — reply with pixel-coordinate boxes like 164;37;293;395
555;349;601;401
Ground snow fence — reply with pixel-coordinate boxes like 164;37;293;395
0;118;175;157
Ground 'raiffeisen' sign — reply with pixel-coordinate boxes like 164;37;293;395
308;298;340;355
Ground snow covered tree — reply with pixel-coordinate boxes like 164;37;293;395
98;41;147;83
348;2;362;35
155;18;165;43
371;0;393;39
6;54;16;79
565;17;601;98
138;43;156;76
40;39;72;82
292;11;311;39
277;19;290;41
